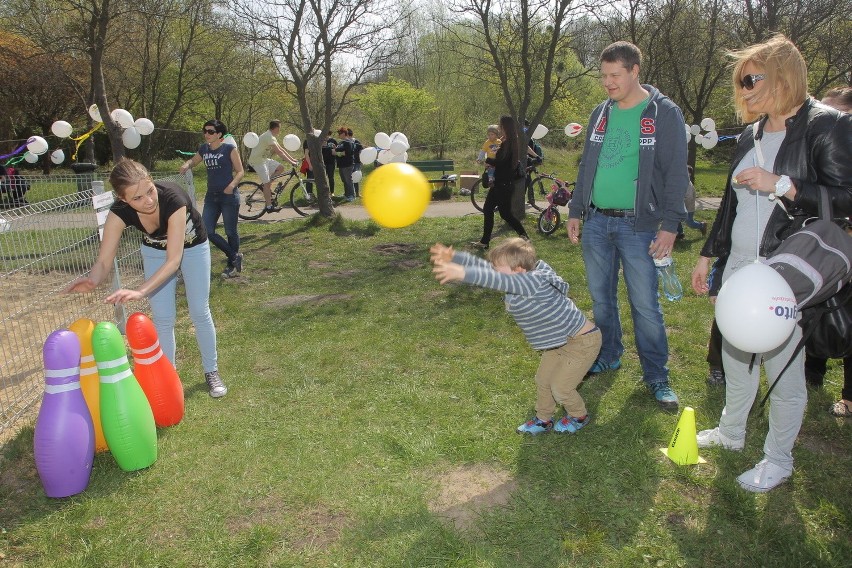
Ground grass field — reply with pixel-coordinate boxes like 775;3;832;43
0;210;848;567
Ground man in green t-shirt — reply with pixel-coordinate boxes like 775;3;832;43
566;41;688;411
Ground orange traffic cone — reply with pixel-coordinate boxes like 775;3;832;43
660;407;706;465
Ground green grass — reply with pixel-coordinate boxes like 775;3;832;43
1;213;848;567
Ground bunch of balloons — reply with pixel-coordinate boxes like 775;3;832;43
686;118;719;149
242;130;303;153
358;131;410;168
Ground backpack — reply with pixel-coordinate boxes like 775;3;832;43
352;138;363;165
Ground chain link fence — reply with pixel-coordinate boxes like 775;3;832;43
0;171;194;443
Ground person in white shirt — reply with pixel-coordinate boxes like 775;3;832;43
248;120;298;212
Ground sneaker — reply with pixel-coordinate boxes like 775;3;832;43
554;415;590;434
707;368;726;386
222;265;238;279
204;371;228;398
469;241;489;250
587;358;621;375
233;252;244;273
736;459;792;493
696;427;744;450
649;382;679;411
264;205;275;213
516;416;553;435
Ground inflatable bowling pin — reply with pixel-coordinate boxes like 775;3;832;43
69;318;109;452
92;321;157;472
33;330;95;497
126;312;184;427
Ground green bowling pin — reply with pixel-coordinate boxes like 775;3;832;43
92;321;157;472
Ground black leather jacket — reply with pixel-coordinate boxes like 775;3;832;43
701;97;852;259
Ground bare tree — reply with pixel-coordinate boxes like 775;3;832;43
231;0;407;217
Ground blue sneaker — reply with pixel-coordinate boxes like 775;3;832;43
587;358;621;375
554;415;590;434
516;417;553;435
649;382;679;411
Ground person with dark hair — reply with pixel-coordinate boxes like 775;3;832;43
566;41;687;411
66;159;227;398
471;115;530;249
0;165;29;206
248;120;299;212
691;35;852;491
180;119;245;278
821;86;852;113
335;126;356;201
349;128;363;197
322;131;338;196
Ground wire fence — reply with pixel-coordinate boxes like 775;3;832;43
0;171;193;443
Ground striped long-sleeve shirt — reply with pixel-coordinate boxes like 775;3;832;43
454;252;588;350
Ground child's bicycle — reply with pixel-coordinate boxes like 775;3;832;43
470;164;543;213
536;174;574;235
237;166;317;219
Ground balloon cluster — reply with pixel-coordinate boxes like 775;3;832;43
686;118;719;149
242;130;304;154
359;131;410;166
89;106;155;150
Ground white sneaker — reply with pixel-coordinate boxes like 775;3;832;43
736;459;792;493
696;427;744;450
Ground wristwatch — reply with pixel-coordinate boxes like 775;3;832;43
774;175;792;198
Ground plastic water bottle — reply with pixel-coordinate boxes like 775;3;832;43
655;256;683;301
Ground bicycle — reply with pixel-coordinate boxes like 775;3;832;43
536;175;574;235
469;164;543;213
236;166;317;219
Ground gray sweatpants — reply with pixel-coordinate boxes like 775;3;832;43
718;253;806;470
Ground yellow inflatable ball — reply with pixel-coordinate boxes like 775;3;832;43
362;163;431;228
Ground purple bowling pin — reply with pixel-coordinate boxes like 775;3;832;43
33;330;95;498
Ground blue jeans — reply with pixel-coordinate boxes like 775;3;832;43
202;190;239;264
580;209;669;384
141;241;218;373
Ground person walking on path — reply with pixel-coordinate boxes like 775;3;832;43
471;115;530;249
180;119;245;278
66;159;228;398
566;41;688;411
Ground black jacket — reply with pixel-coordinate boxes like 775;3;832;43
701;97;852;259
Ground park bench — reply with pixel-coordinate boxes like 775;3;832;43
407;159;456;197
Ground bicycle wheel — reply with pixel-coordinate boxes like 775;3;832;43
290;180;318;216
237;181;267;220
529;176;550;211
537;206;561;235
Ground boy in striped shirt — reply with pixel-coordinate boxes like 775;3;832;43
430;238;601;434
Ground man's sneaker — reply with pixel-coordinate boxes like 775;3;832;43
204;371;228;398
516;416;553;435
649;382;679;411
222;265;238;279
264;205;276;213
696;427;744;450
587;358;621;375
554;415;590;434
736;459;792;493
707;368;726;386
233;252;244;273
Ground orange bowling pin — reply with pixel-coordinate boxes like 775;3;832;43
125;312;184;427
68;318;109;452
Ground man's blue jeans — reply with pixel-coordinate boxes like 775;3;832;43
202;190;239;264
580;208;670;385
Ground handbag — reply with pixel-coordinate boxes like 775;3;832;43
805;283;852;359
299;157;310;175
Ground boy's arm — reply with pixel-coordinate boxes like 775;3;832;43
451;251;492;269
462;265;543;296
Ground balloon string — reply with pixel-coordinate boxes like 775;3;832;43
0;143;28;162
70;123;104;160
175;150;195;157
2;156;25;167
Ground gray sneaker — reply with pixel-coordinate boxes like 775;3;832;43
233;252;243;273
204;371;228;398
221;265;238;279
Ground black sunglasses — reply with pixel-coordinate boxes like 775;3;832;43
202;128;217;135
740;73;765;90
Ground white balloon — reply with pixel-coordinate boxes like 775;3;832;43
0;217;10;233
88;104;103;122
50;149;65;164
374;132;391;149
564;123;583;137
689;124;701;135
700;117;716;132
134;117;155;135
313;129;323;138
389;132;408;145
282;133;301;152
51;120;73;138
684;124;692;138
23;151;38;163
703;130;719;149
122;126;142;149
359;146;378;163
222;134;238;147
377;149;393;164
531;124;549;140
352;170;363;183
27;136;49;155
715;263;798;353
243;132;259;149
111;109;135;129
389;140;409;155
